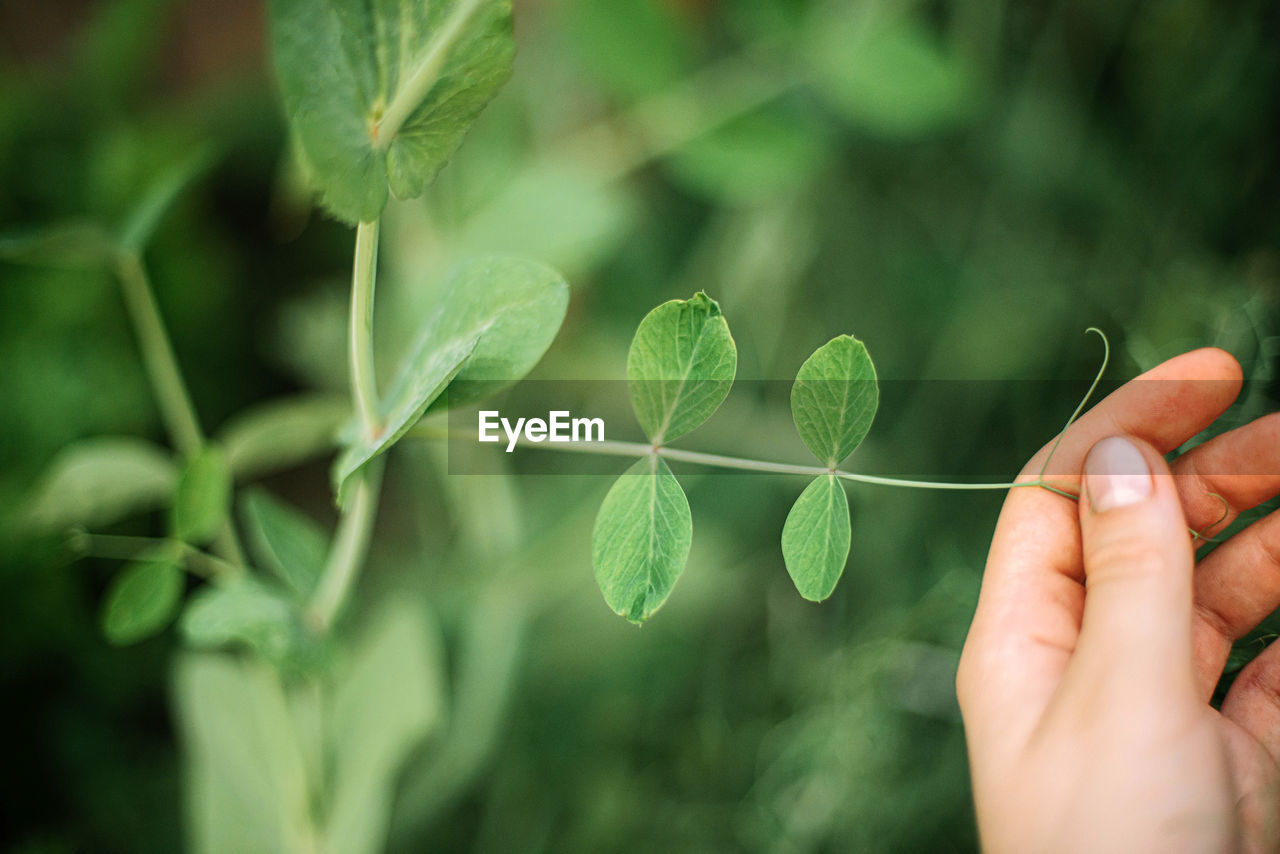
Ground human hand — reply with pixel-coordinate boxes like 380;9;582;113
957;348;1280;854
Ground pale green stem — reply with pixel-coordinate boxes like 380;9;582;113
69;530;243;580
409;426;1231;539
408;426;1031;491
115;251;247;565
350;219;382;434
374;0;486;146
116;252;204;457
309;217;386;633
307;459;383;633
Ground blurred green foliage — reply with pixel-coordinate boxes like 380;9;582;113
1;0;1277;852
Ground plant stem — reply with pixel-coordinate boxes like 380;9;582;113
307;459;383;633
69;530;242;579
409;426;1031;491
349;219;382;435
115;251;247;565
374;0;486;146
309;217;386;633
115;252;204;458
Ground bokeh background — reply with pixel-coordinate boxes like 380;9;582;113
1;0;1278;851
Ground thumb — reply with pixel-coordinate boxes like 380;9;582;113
1073;436;1196;696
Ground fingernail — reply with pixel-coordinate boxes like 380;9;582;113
1085;437;1152;512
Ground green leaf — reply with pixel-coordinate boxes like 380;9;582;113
101;543;185;644
269;0;515;224
592;456;692;624
174;653;311;854
180;576;301;664
627;292;737;444
171;447;233;545
806;6;974;138
241;490;328;598
564;0;693;100
422;256;571;409
118;145;215;252
24;437;178;532
780;475;851;602
332;333;477;504
219;394;349;480
665;106;829;204
0;220;118;271
791;335;878;467
324;602;445;854
455;161;636;276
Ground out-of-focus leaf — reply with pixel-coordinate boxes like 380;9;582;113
118;145;216;252
592;456;692;624
780;475;850;601
565;0;694;100
791;335;878;467
627;292;737;444
24;437;177;532
324;601;446;854
0;221;118;271
455;162;636;275
807;6;974;137
171;447;233;545
665;107;829;204
422;256;571;409
241;490;328;598
180;576;302;665
219;394;349;479
174;653;313;854
101;542;185;645
268;0;515;223
332;334;477;504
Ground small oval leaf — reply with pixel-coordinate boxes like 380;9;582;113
592;456;692;624
24;437;177;532
627;292;737;444
791;335;879;467
171;447;233;545
180;576;301;665
102;545;185;645
241;490;329;599
780;475;851;602
219;394;348;479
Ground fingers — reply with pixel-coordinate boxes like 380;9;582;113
1067;437;1197;700
1172;412;1280;535
1191;510;1280;698
1165;413;1280;698
959;349;1240;740
1222;640;1280;766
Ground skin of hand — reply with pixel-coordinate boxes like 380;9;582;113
957;348;1280;854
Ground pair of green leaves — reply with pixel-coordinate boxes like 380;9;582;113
269;0;514;224
332;256;569;504
99;447;233;645
783;335;878;601
593;294;737;624
592;295;879;624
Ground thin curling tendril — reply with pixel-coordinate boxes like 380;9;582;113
1031;329;1231;545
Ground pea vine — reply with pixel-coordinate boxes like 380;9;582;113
418;293;1228;624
